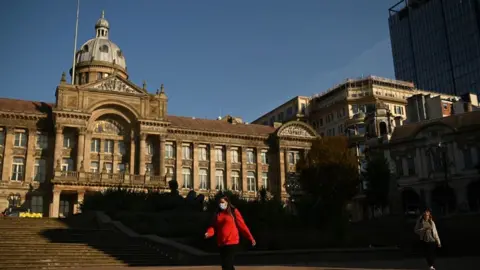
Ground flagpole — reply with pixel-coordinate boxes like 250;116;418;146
71;0;80;85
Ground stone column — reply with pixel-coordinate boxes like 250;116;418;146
139;133;147;176
83;131;92;172
159;137;166;179
175;142;182;185
51;190;61;218
112;140;119;173
53;125;64;171
453;142;464;171
420;148;429;178
74;191;85;214
25;128;36;182
279;148;287;197
454;183;469;212
209;144;216;190
99;139;105;173
256;148;262;192
1;127;14;181
241;147;248;192
193;143;199;190
76;128;85;171
414;148;422;177
129;133;136;175
225;146;232;190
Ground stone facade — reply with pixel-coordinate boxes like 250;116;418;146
0;13;318;218
367;111;480;215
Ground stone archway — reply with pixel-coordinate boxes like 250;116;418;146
467;180;480;211
401;188;420;215
432;185;456;215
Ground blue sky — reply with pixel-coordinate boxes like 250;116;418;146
0;0;399;122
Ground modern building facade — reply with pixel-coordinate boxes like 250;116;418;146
0;12;318;217
389;0;480;96
252;96;310;127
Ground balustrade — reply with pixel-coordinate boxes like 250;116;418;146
52;171;166;187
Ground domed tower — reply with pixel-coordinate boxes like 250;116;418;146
70;11;128;85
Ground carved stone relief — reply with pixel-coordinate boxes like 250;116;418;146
215;162;225;169
182;160;193;167
92;77;140;94
246;164;256;171
12;148;26;156
279;125;314;138
165;159;175;166
199;161;209;168
231;163;241;170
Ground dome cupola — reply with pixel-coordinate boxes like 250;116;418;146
71;11;128;85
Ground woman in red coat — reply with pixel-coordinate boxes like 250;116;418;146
205;196;256;270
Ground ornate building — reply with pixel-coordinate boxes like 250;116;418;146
0;12;318;217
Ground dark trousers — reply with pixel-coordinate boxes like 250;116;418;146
219;244;237;270
422;241;436;267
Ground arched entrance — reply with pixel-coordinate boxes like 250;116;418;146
467;180;480;211
401;188;420;215
432;185;456;215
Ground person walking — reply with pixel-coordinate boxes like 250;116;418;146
205;196;256;270
414;209;441;270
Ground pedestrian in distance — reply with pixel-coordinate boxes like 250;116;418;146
414;209;441;270
205;196;256;270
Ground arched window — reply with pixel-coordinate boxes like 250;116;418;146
99;45;109;53
94;119;124;135
83;45;89;52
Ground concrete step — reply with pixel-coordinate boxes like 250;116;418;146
0;250;167;256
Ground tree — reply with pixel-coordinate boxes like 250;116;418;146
296;137;359;226
363;154;391;210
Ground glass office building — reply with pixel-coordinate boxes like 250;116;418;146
389;0;480;96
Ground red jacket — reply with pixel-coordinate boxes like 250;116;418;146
206;208;254;246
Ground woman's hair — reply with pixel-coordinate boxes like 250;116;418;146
422;209;433;221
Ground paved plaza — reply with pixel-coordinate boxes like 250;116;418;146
77;256;478;270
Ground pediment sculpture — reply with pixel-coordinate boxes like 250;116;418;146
92;77;140;94
278;125;315;138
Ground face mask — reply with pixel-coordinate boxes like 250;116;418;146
219;203;228;210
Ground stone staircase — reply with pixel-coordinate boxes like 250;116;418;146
0;216;177;269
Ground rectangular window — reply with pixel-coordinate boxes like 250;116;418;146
118;141;126;155
199;146;208;161
262;172;268;189
104;140;114;153
407;157;416;176
352;104;359;114
396;158;404;177
35;133;48;149
286;107;293;116
145;163;153;175
215;170;224;190
463;148;473;169
147;142;154;155
31;196;43;214
63;133;75;149
14;132;26;147
117;163;125;173
231;171;240;191
182;168;192;189
34;159;46;183
182;145;192;160
165;144;174;158
246;150;255;164
199;169;208;190
105;162;113;174
260;151;268;164
62;158;74;172
247;171;256;192
278;112;284;122
11;157;25;181
91;139;100;152
215;148;224;162
0;130;5;146
90;161;99;173
166;167;174;182
231;149;239;163
288;151;301;165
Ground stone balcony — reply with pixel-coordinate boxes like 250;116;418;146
51;171;167;188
